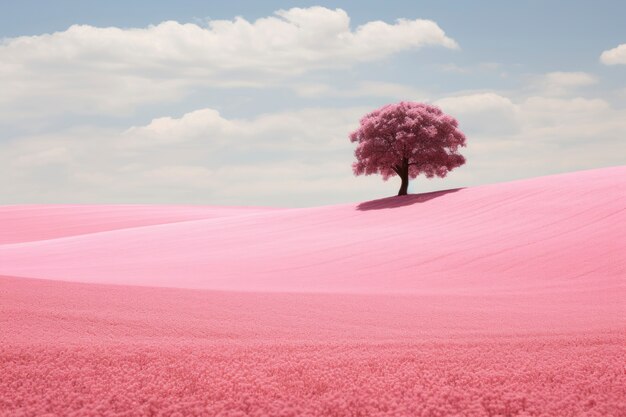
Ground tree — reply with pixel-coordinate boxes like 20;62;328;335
349;101;466;196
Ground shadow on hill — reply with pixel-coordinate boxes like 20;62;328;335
357;188;463;211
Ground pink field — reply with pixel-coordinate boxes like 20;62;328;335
1;167;625;416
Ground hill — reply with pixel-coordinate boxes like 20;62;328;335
1;166;624;294
1;167;624;416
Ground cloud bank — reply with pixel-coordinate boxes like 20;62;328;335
3;86;625;206
1;6;623;207
0;7;457;119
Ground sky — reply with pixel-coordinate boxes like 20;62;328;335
1;1;625;207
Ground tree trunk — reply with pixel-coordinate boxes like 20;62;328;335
398;169;409;196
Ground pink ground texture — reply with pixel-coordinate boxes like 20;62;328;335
1;167;625;416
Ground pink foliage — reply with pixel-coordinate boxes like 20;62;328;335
349;101;466;194
1;167;625;416
1;276;625;417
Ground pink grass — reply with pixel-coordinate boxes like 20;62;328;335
1;167;625;416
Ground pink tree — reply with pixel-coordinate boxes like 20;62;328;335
349;102;467;196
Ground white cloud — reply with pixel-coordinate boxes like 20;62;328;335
434;93;520;134
441;62;503;74
435;92;517;115
122;109;237;146
121;106;367;152
532;71;597;96
0;107;394;206
292;81;427;100
431;91;625;181
542;72;597;87
600;43;626;65
0;7;457;121
436;93;626;180
441;63;469;74
519;96;610;129
140;165;217;188
434;92;620;141
13;146;70;168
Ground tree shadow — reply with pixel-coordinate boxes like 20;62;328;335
356;188;463;211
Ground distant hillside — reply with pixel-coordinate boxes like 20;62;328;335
1;166;624;294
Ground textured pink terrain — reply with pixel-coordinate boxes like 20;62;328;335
1;167;625;416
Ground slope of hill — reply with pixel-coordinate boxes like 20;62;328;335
1;166;624;294
0;204;280;244
1;167;625;416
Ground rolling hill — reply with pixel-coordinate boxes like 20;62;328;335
1;166;624;416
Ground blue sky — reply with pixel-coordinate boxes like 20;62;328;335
1;1;625;206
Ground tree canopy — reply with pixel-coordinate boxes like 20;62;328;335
349;101;466;195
